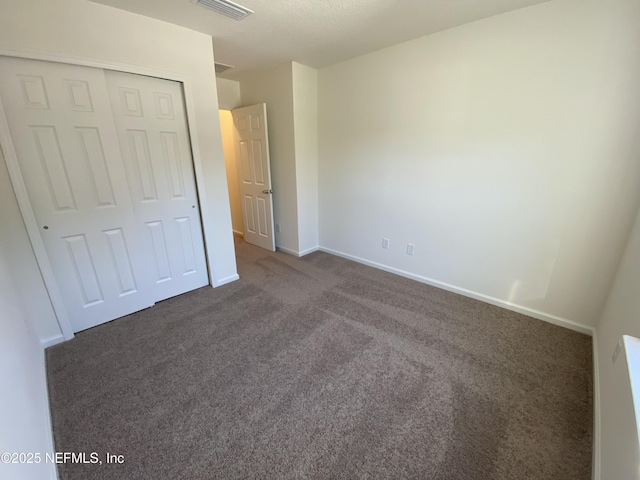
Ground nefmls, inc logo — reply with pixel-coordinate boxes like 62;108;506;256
47;452;101;464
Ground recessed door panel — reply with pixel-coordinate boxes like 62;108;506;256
244;194;256;234
65;80;94;112
146;220;172;283
239;140;252;184
175;217;197;275
19;75;49;109
154;93;174;120
103;228;138;296
252;140;265;185
127;129;157;202
160;132;185;198
64;234;104;307
235;116;247;132
257;196;269;237
250;114;260;132
32;126;77;211
76;127;116;207
120;88;143;116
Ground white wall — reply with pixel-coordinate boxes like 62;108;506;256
292;63;319;254
0;239;57;480
0;0;238;342
238;63;299;253
0;146;61;344
219;110;243;235
596;205;640;480
318;0;640;328
216;77;241;110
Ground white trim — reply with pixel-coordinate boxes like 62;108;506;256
298;246;319;257
180;79;218;287
41;334;65;349
0;47;188;86
592;330;601;480
38;347;59;480
319;246;595;336
0;94;75;342
0;47;224;342
276;245;299;257
233;230;244;237
276;245;319;258
214;274;239;287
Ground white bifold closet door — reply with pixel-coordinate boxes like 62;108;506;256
0;57;208;333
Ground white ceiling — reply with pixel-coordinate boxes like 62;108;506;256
90;0;551;79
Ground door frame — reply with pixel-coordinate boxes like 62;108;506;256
0;47;216;342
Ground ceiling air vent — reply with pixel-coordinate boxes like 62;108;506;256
215;63;234;74
195;0;253;21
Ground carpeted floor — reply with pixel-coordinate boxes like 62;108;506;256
46;237;593;479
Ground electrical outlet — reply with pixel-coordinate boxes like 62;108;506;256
276;224;281;233
382;238;390;249
407;244;415;256
612;341;623;365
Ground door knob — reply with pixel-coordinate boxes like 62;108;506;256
262;189;273;194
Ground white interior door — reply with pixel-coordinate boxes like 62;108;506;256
105;71;209;301
0;56;155;332
232;103;275;251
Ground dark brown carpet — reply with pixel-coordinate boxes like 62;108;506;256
46;237;593;479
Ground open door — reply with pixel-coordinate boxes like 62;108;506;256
231;103;275;251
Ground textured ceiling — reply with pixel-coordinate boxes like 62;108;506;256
89;0;551;79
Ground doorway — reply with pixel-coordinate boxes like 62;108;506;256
220;104;276;251
219;110;244;238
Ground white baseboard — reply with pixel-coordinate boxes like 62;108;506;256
592;331;601;480
276;245;298;256
214;274;239;287
233;230;244;237
39;347;59;480
298;246;319;257
41;334;65;348
276;246;320;257
277;245;320;257
318;246;595;336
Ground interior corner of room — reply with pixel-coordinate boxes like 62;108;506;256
3;0;640;478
